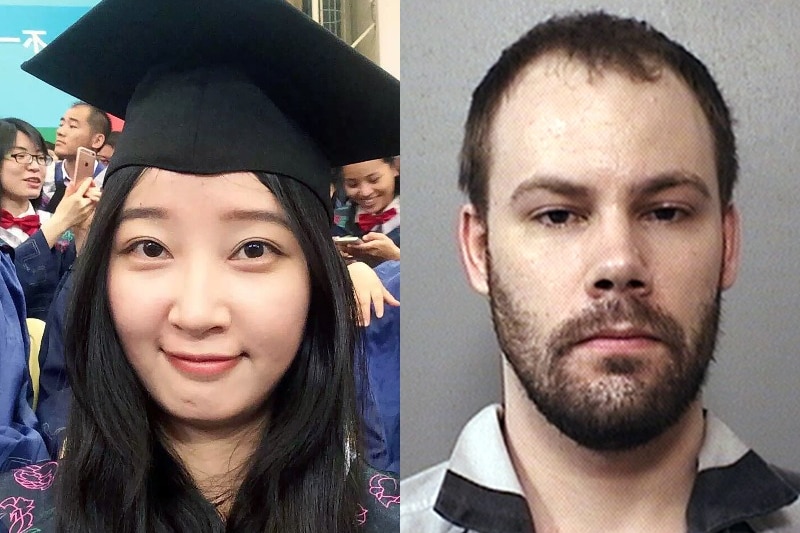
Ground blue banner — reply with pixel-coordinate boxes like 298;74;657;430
0;2;100;128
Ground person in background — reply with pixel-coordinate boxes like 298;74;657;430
334;156;400;265
363;259;400;474
42;102;109;211
0;118;100;319
0;242;49;473
0;0;400;531
96;130;119;167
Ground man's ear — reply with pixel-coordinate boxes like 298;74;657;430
90;133;106;151
458;203;490;295
720;203;741;290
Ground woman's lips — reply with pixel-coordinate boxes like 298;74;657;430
165;352;241;378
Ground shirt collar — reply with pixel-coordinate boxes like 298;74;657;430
434;405;798;533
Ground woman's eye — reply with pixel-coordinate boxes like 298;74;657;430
232;241;278;260
132;240;166;258
534;209;576;226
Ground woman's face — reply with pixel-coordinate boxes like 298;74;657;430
342;158;397;214
108;169;311;430
1;132;45;202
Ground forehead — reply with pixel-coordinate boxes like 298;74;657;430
13;131;37;151
342;159;390;179
64;105;90;122
126;169;281;211
487;53;717;198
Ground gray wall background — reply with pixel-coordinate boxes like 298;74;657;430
401;0;800;477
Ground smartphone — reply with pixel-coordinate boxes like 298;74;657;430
333;236;364;245
74;146;96;184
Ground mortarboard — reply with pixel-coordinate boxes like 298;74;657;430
21;0;400;216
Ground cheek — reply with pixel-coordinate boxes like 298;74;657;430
107;265;170;354
653;241;723;312
488;235;569;325
380;177;396;196
230;274;311;350
1;165;17;184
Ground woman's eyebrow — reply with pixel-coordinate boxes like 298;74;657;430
118;206;169;223
117;207;292;231
220;209;292;230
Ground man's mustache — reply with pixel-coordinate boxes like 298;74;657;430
547;297;687;360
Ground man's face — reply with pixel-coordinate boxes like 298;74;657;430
96;143;114;166
54;105;104;160
459;55;739;450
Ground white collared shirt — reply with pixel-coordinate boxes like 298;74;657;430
0;203;51;248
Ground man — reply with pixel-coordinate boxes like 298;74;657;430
401;12;799;533
95;130;119;167
43;101;109;211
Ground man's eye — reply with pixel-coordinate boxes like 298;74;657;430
131;240;166;258
231;241;279;260
648;207;686;222
534;209;576;226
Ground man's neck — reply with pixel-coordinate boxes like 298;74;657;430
502;361;705;533
62;157;76;179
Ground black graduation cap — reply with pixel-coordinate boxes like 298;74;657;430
21;0;399;216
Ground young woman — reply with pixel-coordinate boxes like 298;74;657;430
0;0;399;530
0;118;99;319
334;157;401;265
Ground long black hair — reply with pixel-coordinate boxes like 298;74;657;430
56;166;364;532
0;117;48;211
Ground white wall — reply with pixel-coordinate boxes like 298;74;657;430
376;0;400;78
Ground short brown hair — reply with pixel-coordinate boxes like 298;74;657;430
459;11;737;218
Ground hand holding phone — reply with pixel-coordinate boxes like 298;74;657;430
333;235;364;246
68;146;97;195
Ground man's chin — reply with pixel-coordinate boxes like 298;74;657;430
537;400;677;451
526;372;702;451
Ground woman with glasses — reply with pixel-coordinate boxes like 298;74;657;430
0;118;100;319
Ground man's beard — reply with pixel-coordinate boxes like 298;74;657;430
489;262;720;451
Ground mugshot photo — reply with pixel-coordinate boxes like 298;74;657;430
401;1;800;531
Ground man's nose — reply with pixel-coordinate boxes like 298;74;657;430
584;215;652;299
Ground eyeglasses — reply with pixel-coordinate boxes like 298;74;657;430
5;152;54;166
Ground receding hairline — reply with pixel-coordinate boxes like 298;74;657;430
489;49;685;133
482;49;712;177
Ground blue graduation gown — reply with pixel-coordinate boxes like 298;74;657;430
0;250;49;472
364;260;400;474
32;270;72;458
